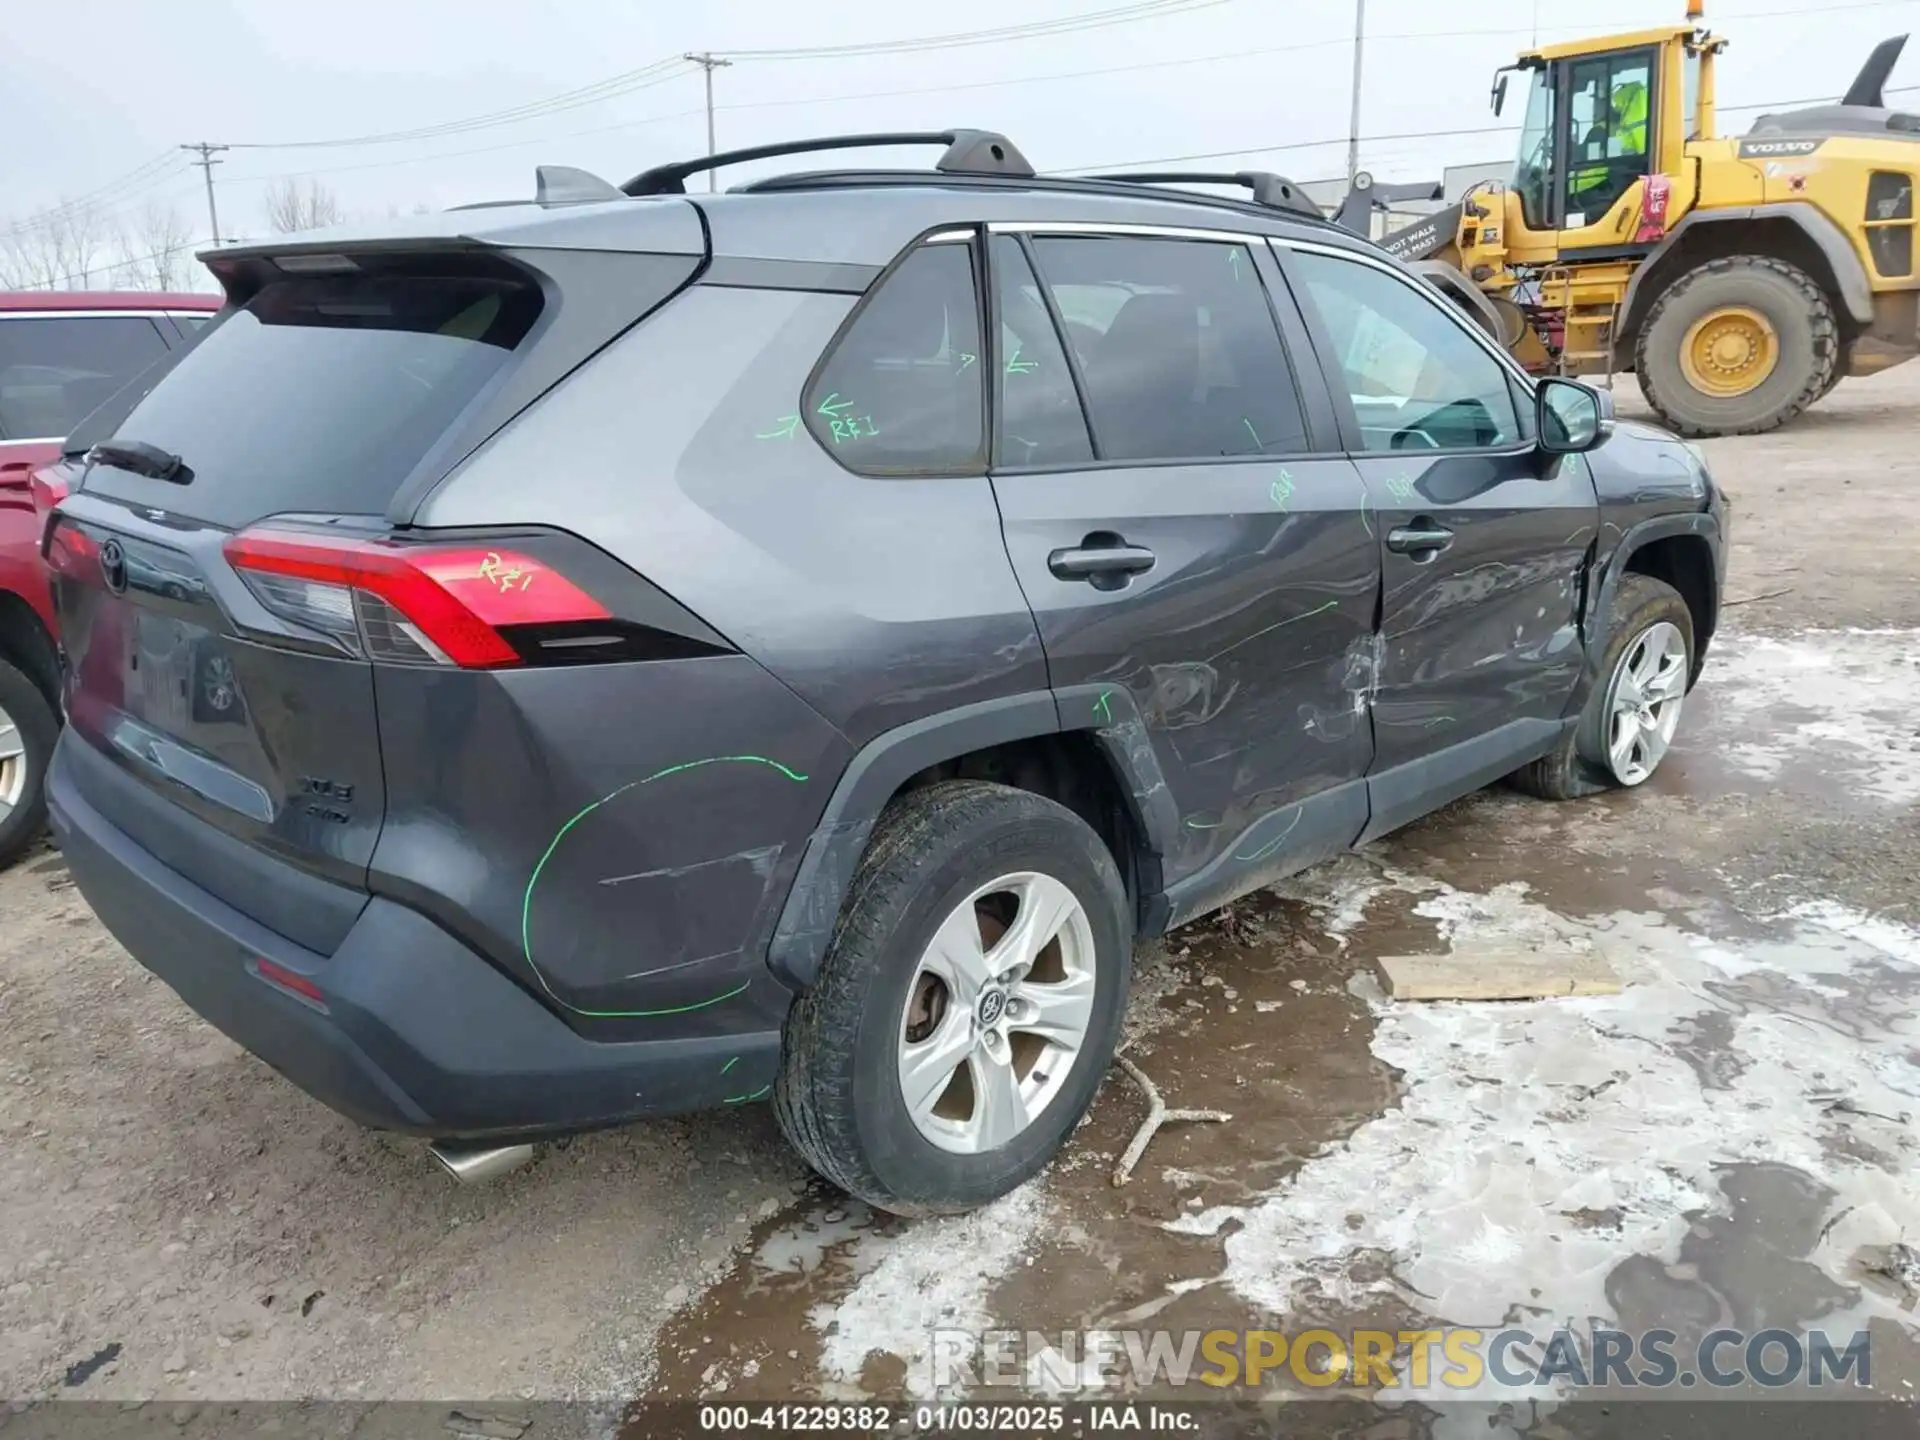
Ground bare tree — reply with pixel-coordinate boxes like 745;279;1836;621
263;177;346;234
110;201;197;291
0;198;110;290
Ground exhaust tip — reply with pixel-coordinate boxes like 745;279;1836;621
429;1141;535;1185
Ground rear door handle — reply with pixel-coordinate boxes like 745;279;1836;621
1385;521;1454;556
1047;539;1157;582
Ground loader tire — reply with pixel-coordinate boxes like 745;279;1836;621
1634;255;1838;438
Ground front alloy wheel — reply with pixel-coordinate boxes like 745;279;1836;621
1603;619;1688;785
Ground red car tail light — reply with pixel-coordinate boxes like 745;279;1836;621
27;464;69;519
222;528;611;669
43;518;99;576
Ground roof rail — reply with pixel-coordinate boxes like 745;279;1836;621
622;129;1034;196
1088;171;1325;222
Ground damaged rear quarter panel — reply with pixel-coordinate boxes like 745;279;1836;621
367;655;850;1035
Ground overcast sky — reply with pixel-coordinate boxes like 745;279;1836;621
5;0;1915;249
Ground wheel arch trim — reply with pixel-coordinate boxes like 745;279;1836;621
1621;206;1874;337
1573;512;1723;716
766;686;1178;992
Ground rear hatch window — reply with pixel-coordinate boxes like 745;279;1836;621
81;267;541;526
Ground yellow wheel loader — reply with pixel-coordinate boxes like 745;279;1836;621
1354;0;1919;437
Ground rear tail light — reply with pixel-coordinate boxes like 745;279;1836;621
28;464;69;519
222;528;611;669
43;518;99;576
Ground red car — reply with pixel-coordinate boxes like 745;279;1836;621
0;289;220;865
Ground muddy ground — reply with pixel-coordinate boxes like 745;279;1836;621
2;369;1918;1433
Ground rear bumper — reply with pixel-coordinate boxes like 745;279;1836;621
48;738;785;1140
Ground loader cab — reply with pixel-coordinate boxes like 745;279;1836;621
1496;24;1710;256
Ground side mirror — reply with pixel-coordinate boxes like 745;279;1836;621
1537;377;1614;453
1492;72;1510;115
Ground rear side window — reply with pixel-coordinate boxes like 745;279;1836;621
804;240;984;474
93;270;541;527
0;315;170;441
1027;235;1309;462
990;235;1093;468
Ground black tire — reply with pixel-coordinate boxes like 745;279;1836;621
1509;574;1695;801
1634;255;1838;438
0;657;59;869
775;780;1131;1217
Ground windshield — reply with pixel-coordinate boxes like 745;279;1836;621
1511;66;1556;231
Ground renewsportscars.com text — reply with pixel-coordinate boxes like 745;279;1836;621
932;1325;1872;1392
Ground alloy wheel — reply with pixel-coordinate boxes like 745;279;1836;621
1604;620;1688;786
897;871;1097;1155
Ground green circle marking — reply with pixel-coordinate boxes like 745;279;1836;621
520;755;808;1018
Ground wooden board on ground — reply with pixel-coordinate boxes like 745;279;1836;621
1377;947;1622;1001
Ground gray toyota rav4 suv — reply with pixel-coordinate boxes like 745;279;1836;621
44;130;1726;1215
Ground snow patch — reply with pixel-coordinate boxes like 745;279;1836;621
1703;629;1920;805
1180;868;1920;1410
812;1183;1049;1399
1270;855;1390;950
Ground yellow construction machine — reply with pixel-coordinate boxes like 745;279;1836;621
1353;0;1918;436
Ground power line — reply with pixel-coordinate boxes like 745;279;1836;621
1067;74;1920;172
215;0;1233;154
19;0;1911;224
1;153;189;238
224;57;694;151
721;0;1232;59
206;0;1920;181
16;234;214;292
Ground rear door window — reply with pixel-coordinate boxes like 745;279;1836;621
87;270;542;527
804;239;984;474
990;235;1093;468
168;312;216;339
1026;235;1310;462
0;315;170;441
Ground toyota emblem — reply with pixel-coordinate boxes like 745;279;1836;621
99;538;128;595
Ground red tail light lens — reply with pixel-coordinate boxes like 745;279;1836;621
28;464;69;519
43;518;99;576
222;528;611;669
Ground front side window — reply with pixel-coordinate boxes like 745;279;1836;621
1290;250;1521;452
0;315;170;441
1565;50;1655;224
1027;235;1309;462
804;240;984;473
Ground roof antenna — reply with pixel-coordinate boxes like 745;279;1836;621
534;165;624;206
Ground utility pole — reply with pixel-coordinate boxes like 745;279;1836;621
181;142;228;246
683;53;734;191
1345;0;1366;187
